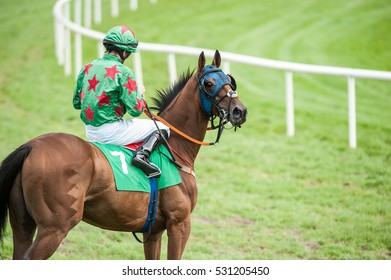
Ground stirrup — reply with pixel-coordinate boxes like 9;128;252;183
145;162;161;178
132;156;161;178
141;162;162;179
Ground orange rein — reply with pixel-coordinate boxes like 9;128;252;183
144;109;215;146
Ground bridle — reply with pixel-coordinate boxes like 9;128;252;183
146;65;239;146
195;65;239;144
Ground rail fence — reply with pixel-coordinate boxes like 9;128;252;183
53;0;391;149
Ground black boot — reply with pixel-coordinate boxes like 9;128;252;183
131;131;166;178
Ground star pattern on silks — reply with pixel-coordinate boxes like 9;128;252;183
104;65;121;80
114;104;124;117
121;26;136;38
96;91;111;107
123;77;137;94
88;74;100;92
84;104;95;122
84;63;93;75
133;98;144;113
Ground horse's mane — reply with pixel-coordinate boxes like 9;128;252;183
150;68;195;115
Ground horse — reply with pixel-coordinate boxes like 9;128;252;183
0;50;247;260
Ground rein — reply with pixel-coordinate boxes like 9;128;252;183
144;104;197;178
144;109;216;146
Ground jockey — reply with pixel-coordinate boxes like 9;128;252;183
72;25;169;178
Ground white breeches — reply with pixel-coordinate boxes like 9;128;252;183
85;118;169;145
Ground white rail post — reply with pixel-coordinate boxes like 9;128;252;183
134;51;143;86
348;77;357;149
64;1;72;76
94;0;102;24
111;0;119;17
168;53;177;84
130;0;138;11
75;0;83;78
84;0;92;27
75;0;82;24
54;15;64;65
285;71;295;137
98;41;104;57
222;61;230;74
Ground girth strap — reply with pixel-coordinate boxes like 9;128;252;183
132;177;158;243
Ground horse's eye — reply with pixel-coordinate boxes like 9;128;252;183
205;81;213;88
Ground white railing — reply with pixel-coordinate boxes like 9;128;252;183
53;0;391;149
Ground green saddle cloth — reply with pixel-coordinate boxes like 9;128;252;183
92;142;182;192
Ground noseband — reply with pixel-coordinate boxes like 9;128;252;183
196;65;238;143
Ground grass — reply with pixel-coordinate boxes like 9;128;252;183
0;0;390;259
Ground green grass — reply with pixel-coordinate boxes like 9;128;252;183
0;0;390;259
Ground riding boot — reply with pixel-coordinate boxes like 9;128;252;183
131;131;166;178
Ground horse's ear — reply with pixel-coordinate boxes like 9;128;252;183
212;50;221;68
198;51;206;74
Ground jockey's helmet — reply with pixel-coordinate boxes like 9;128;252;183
103;26;138;53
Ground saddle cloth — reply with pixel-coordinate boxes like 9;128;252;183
92;142;182;192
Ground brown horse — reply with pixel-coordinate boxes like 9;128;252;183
0;50;247;260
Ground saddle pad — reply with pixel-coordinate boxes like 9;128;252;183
92;142;182;192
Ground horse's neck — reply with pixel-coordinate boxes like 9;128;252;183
161;77;209;164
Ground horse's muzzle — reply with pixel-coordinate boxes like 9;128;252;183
230;104;247;127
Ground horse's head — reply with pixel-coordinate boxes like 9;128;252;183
196;50;247;128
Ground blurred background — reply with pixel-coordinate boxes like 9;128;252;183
0;0;390;259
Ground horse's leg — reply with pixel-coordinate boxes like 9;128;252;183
9;173;73;260
143;231;163;260
8;174;36;259
18;204;84;260
17;202;84;260
10;215;36;260
20;226;72;260
166;216;191;260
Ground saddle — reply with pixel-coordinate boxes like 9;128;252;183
92;142;182;192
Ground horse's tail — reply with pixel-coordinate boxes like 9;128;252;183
0;144;32;243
